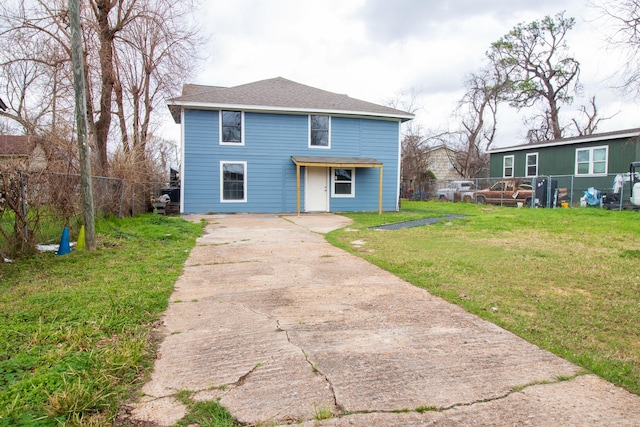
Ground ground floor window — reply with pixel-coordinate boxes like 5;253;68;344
332;168;354;197
220;161;247;202
576;146;608;175
526;152;538;177
503;155;514;178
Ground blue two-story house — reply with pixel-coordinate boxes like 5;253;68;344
167;77;414;214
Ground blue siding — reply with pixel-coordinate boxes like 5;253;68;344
182;109;400;213
183;110;218;213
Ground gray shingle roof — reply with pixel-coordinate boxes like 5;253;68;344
167;77;414;123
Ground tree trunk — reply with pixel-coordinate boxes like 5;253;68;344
93;0;117;171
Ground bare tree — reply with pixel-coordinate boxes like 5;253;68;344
0;32;69;135
400;132;432;196
0;0;202;172
0;17;78;172
521;108;556;142
592;0;640;98
570;95;616;136
385;88;430;196
113;0;201;158
444;65;508;178
488;11;581;140
385;86;423;139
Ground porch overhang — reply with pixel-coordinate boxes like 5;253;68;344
291;156;384;215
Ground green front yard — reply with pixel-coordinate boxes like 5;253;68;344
0;215;203;426
1;203;638;425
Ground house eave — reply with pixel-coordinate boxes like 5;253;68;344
488;129;640;154
167;100;414;124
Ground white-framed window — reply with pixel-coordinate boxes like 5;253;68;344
526;152;538;177
331;168;354;197
309;115;330;148
575;146;608;175
503;155;514;178
220;161;247;202
220;111;244;145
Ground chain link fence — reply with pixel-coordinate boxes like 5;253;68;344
403;172;638;210
0;167;170;257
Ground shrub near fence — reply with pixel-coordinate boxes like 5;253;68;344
418;173;636;209
0;167;166;258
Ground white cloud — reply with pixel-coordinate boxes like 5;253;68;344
161;0;640;148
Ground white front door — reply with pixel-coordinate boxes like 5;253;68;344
305;167;329;212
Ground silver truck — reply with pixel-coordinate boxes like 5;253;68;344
435;180;477;202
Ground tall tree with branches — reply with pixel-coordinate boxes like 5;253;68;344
446;64;509;178
593;0;640;98
385;88;428;192
488;11;581;141
0;0;202;171
113;0;200;159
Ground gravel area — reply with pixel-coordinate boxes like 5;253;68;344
369;214;466;230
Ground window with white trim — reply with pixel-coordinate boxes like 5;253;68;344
220;161;247;202
503;155;514;178
220;111;243;145
526;153;538;177
309;115;330;148
575;146;608;175
331;168;354;197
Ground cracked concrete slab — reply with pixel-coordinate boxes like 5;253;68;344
120;213;640;426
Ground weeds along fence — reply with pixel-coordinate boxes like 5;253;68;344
0;168;166;257
407;173;636;209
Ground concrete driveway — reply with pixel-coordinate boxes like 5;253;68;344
123;214;640;426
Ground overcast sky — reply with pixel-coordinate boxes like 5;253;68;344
164;0;640;148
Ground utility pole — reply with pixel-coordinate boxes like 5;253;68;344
69;0;96;251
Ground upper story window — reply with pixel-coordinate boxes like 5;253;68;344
503;155;514;178
576;146;608;175
309;115;330;148
220;111;243;145
526;153;538;177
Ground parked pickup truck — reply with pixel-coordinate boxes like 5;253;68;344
475;179;568;207
436;180;477;202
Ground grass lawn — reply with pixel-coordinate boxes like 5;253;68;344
1;204;638;425
0;214;203;426
326;201;640;396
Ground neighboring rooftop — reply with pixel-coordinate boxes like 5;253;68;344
489;127;640;154
0;135;38;157
167;77;414;123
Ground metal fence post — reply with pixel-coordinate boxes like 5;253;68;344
531;176;537;207
570;175;574;207
118;178;125;218
19;170;28;241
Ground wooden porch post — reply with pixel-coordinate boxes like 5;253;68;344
296;163;301;215
378;165;383;215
